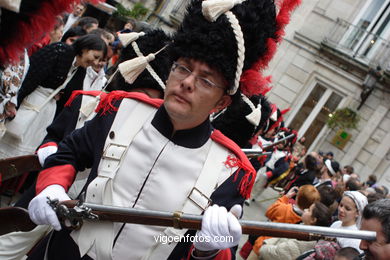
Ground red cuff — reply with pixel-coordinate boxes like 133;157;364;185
186;245;232;260
265;171;273;179
38;142;58;150
36;164;76;194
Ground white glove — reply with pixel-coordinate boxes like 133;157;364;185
28;184;70;231
37;145;58;166
194;204;242;252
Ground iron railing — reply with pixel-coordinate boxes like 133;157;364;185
323;18;390;71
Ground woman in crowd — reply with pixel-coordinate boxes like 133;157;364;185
0;34;107;158
247;201;332;260
244;185;320;259
60;26;87;45
330;190;368;253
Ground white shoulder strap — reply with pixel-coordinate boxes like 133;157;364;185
87;98;157;205
72;98;157;259
38;66;78;111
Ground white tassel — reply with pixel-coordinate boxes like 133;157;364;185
202;0;245;22
245;104;262;126
80;95;100;117
270;110;278;121
118;54;156;84
118;32;146;47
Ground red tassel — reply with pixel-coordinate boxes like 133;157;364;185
240;69;272;96
211;130;257;199
95;91;163;115
65;90;106;107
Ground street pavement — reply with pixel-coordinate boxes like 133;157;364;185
236;187;281;259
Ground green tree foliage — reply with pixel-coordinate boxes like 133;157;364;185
327;107;360;130
114;3;149;21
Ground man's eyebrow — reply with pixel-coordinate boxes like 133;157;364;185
181;58;215;76
200;69;214;76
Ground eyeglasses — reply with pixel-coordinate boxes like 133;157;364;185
171;62;225;91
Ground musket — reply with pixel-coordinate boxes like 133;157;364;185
242;134;296;157
0;154;41;182
0;199;376;242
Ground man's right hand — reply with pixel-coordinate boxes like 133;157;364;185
28;184;70;231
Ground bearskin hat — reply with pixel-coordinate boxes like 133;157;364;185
212;93;271;148
106;29;173;93
169;0;301;96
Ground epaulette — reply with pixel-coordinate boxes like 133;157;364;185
95;91;163;115
211;130;256;199
64;90;107;107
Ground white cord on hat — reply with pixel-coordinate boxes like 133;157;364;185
202;0;246;95
225;11;245;95
241;93;262;126
118;32;146;47
202;0;245;22
131;41;166;90
118;45;167;85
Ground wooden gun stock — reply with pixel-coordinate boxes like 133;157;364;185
0;207;37;235
0;154;41;182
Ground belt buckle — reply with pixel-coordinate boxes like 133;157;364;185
102;143;128;161
188;187;212;212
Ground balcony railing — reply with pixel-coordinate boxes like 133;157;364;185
322;18;390;72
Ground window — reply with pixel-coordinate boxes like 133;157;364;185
287;85;343;149
341;0;390;67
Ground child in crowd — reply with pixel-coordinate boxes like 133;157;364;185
247;202;332;260
334;247;361;260
330;191;368;253
249;185;320;257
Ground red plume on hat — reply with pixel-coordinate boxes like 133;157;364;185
0;0;101;66
240;0;301;96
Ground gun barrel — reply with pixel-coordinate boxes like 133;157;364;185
242;150;271;156
83;203;376;241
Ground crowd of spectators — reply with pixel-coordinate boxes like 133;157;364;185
240;148;390;259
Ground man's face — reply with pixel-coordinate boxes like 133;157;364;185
73;4;84;17
360;217;390;260
164;58;231;131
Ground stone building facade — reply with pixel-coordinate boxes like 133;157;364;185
118;0;390;186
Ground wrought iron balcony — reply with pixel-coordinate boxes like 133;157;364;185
322;18;390;72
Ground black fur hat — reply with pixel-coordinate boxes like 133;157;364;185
212;93;271;148
169;0;277;95
106;29;173;93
